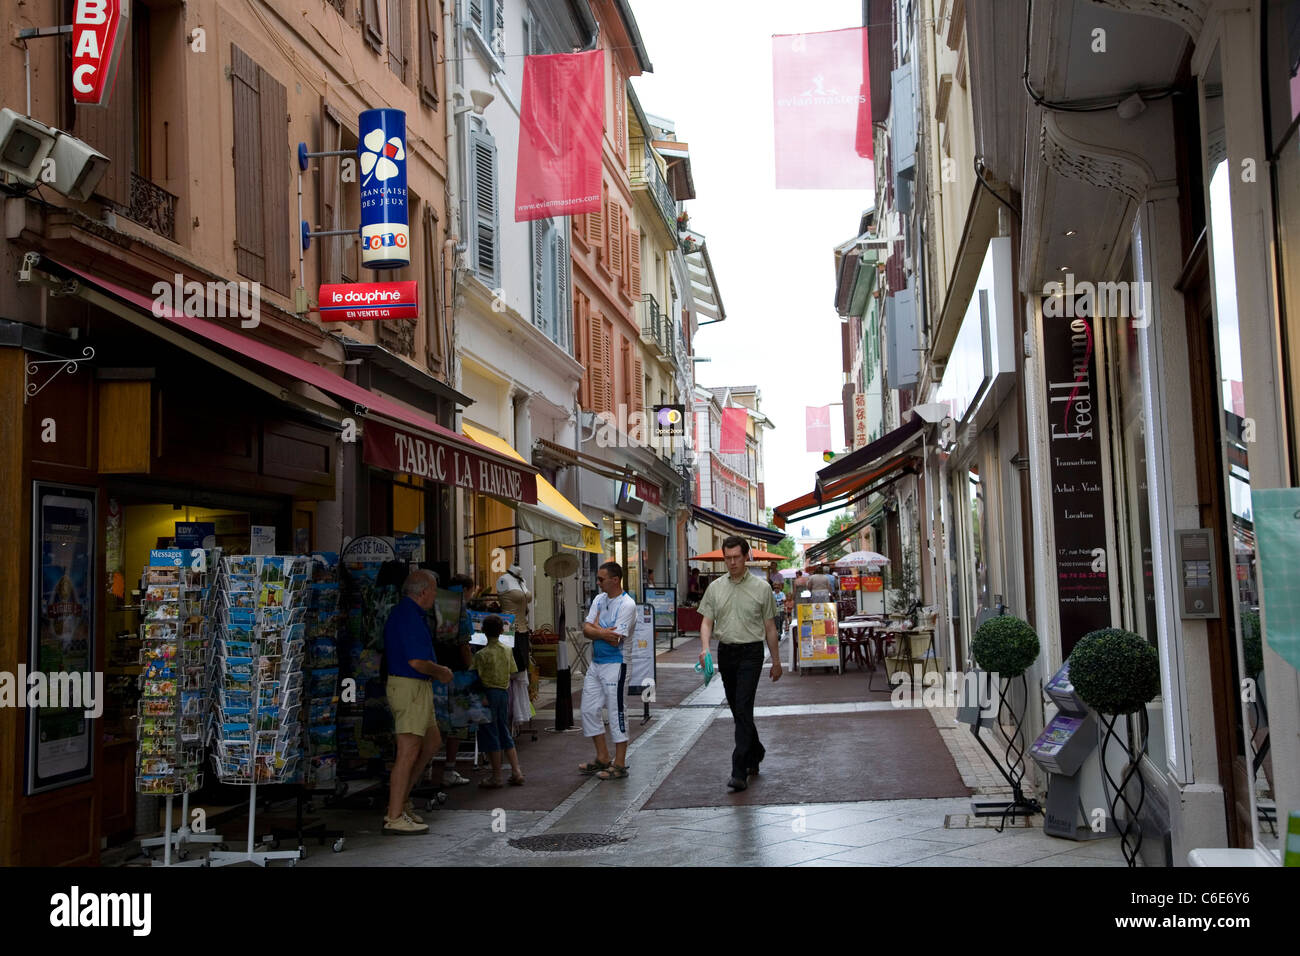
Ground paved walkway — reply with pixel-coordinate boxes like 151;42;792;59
121;633;1129;867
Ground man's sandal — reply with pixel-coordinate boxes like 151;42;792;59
578;760;610;775
596;764;628;780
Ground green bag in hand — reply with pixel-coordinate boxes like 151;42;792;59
694;652;715;687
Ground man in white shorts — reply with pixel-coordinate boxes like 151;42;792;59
577;561;638;781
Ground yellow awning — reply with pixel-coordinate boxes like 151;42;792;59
462;423;600;551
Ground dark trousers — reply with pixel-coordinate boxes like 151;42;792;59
718;641;766;779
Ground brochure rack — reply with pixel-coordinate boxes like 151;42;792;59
205;555;310;867
135;550;225;865
305;555;342;794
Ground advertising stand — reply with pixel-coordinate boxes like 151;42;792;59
645;587;677;648
796;601;841;674
1029;662;1108;840
629;604;657;724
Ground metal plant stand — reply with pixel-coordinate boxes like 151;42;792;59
970;673;1041;830
1099;708;1148;867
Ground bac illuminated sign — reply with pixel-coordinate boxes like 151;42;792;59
72;0;129;108
318;281;418;322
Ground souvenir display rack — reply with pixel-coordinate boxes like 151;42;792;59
205;554;310;867
305;555;342;794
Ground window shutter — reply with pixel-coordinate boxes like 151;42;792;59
319;104;344;284
572;212;588;250
493;0;505;57
363;0;384;52
602;325;614;412
588;311;607;413
418;0;439;108
588;201;603;249
609;199;622;274
469;0;484;32
469;126;499;284
614;66;625;157
554;222;570;352
387;0;407;80
532;219;546;330
628;228;641;298
259;66;290;295
423;205;445;370
633;357;643;414
232;46;267;285
72;21;133;204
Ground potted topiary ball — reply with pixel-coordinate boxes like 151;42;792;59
971;615;1040;678
1068;628;1160;716
1067;628;1160;867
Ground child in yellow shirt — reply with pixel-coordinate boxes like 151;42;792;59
471;615;524;787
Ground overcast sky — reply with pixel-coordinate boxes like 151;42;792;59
629;0;874;538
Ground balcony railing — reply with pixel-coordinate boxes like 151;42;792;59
109;172;178;242
639;293;680;365
629;146;677;237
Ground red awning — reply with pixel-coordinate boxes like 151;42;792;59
49;257;538;504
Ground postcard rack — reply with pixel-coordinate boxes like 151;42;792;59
305;556;342;794
205;554;310;867
135;549;227;865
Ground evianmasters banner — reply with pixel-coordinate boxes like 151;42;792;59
516;51;605;222
772;27;873;189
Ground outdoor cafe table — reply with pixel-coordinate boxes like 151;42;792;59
839;617;882;672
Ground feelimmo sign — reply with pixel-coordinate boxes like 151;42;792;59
72;0;129;107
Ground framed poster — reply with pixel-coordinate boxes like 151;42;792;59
28;482;97;794
796;601;840;669
645;587;676;631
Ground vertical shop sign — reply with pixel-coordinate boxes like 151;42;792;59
1041;313;1111;657
853;392;868;448
27;483;97;794
72;0;129;107
357;108;409;269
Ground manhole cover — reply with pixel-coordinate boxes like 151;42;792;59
508;832;627;852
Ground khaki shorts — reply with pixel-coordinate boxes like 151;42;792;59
387;675;436;736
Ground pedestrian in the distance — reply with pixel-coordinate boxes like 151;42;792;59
578;561;637;780
698;536;781;792
383;569;454;834
471;615;525;788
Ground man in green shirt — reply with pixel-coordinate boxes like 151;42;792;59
698;536;781;792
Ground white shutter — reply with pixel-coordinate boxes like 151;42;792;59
493;0;505;57
468;0;483;34
532;219;546;330
469;126;499;284
554;221;570;352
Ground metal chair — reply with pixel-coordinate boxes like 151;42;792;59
564;626;591;678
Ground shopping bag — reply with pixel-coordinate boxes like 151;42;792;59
696;650;717;686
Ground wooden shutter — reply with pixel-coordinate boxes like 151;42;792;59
469;126;499;284
319;104;344;284
588;312;607;413
231;46;267;285
628;228;641;298
231;46;289;294
572;212;588;250
387;0;407;80
614;66;625;158
363;0;384;51
633;357;643;414
72;19;134;204
588;201;603;249
532;219;547;330
423;205;445;370
608;199;622;274
418;0;439;108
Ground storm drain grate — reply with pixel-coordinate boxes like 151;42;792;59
508;832;627;852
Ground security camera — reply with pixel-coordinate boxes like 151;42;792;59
0;108;58;184
49;134;109;202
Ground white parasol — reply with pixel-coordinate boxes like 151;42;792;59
834;550;890;569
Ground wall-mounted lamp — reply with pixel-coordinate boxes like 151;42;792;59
454;89;495;116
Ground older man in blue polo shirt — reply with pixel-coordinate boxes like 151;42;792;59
384;568;454;835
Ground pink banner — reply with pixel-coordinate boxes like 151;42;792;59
720;408;748;454
516;51;605;222
772;28;872;189
806;405;832;453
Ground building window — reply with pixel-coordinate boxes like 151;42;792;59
532;217;571;352
387;0;409;82
467;0;505;66
418;0;440;108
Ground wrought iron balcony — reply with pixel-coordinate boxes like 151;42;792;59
109;172;178;242
638;292;664;348
629;146;677;237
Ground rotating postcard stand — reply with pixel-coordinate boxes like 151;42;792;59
135;550;225;866
205;555;309;867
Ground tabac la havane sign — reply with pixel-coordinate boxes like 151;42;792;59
72;0;130;107
318;281;418;322
362;419;538;505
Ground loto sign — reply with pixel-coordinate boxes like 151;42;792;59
72;0;130;107
318;281;418;322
